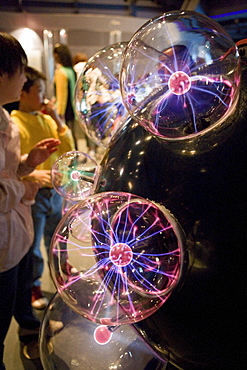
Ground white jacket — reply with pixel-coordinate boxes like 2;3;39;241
0;107;34;272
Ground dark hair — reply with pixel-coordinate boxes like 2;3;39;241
54;43;73;68
22;66;46;92
0;32;27;77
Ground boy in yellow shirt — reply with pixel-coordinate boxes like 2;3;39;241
11;66;75;309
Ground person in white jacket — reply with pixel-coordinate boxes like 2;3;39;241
0;32;60;368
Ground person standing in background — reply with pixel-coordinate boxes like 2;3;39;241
11;66;75;310
53;43;78;148
0;32;60;367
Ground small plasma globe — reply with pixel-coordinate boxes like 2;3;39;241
49;192;186;326
120;10;241;139
51;151;99;201
75;42;129;148
40;293;167;369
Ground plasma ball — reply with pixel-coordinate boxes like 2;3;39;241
168;71;191;95
94;325;113;345
109;243;133;267
70;170;80;181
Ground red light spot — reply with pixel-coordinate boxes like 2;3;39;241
70;170;80;181
109;243;133;267
168;71;191;95
94;325;112;345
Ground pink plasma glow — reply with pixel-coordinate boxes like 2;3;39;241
51;192;184;325
70;170;81;181
109;243;133;267
94;325;113;345
168;71;191;95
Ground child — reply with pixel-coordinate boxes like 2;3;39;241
0;32;60;367
11;66;75;310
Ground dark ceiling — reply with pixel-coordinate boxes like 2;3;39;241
2;0;185;15
1;0;247;41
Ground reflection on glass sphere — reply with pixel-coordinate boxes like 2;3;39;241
120;10;241;140
62;198;79;215
51;151;99;201
49;192;186;326
40;293;167;370
75;42;129;148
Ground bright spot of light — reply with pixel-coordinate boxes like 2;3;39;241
11;28;41;53
60;29;67;36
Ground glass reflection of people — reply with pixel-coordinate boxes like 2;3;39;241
73;52;88;79
54;43;78;148
0;32;60;366
84;66;115;147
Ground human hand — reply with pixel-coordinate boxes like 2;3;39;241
26;138;61;167
42;99;66;133
25;169;52;187
42;99;57;119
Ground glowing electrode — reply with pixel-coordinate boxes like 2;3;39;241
168;71;191;95
94;325;113;345
109;243;133;267
70;170;81;181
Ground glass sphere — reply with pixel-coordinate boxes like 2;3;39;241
120;10;241;140
49;192;186;326
75;42;129;148
62;198;79;215
51;151;99;201
40;293;167;370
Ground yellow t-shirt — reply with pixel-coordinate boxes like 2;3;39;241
11;110;75;171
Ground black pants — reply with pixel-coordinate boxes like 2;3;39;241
0;249;40;365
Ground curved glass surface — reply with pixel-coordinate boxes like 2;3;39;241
75;42;129;148
120;10;241;140
40;293;167;370
49;192;186;326
51;151;99;201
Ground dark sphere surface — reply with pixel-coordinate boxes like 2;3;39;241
94;68;247;369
